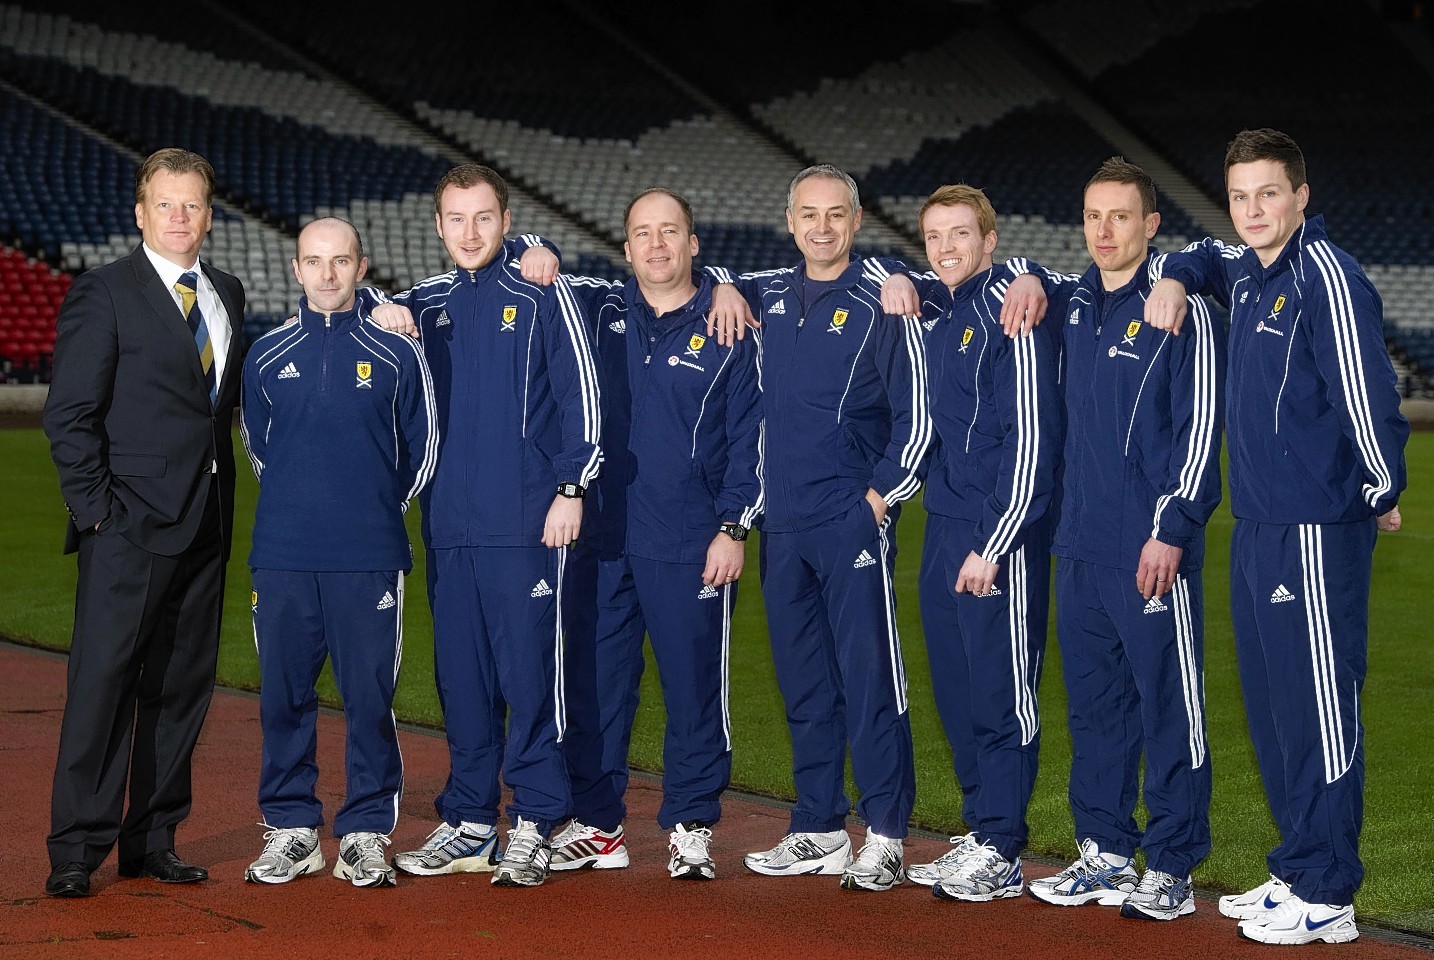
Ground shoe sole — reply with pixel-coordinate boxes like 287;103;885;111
671;866;716;880
1239;923;1359;945
1027;885;1132;907
491;872;546;887
333;863;397;888
743;852;852;877
245;852;326;884
393;854;499;876
933;883;1023;902
840;874;903;892
549;851;630;872
1120;899;1196;921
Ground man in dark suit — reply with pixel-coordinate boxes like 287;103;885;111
42;147;245;897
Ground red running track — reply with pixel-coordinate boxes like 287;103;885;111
2;640;1429;960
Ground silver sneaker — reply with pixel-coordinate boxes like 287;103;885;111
839;829;904;892
333;832;395;888
491;817;551;887
906;833;981;887
1218;873;1292;920
1120;869;1195;920
932;841;1023;901
245;825;325;884
393;821;500;875
1027;838;1138;907
744;829;852;876
668;822;715;880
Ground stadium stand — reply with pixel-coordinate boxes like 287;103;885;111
0;0;1429;396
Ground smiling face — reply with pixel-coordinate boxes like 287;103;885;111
921;202;996;292
292;219;367;314
1083;180;1160;289
436;181;511;272
1227;158;1308;267
134;169;212;268
787;174;861;281
624;191;698;292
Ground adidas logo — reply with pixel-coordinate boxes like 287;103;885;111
769;299;787;315
697;584;719;599
1143;595;1168;615
376;591;395;610
922;317;938;332
277;362;300;379
530;579;554;598
435;311;452;327
853;550;876;569
1270;584;1296;604
609;319;626;334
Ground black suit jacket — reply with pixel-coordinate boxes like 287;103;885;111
44;245;246;558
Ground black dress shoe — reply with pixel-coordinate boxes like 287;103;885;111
117;849;208;884
45;861;92;897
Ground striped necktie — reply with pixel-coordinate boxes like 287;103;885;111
175;270;217;405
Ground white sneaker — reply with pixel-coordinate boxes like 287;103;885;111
1120;869;1195;920
1238;894;1359;945
840;829;904;892
1027;838;1138;907
244;825;324;884
905;833;981;887
333;832;395;888
549;820;630;871
668;821;715;880
392;821;500;875
744;829;852;876
931;840;1022;902
491;817;551;887
1219;873;1292;919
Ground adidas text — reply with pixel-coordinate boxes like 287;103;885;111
853;550;876;569
531;579;554;598
277;362;300;379
1143;595;1168;614
376;591;396;610
1270;584;1296;604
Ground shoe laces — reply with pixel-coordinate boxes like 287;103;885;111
420;821;464;850
258;823;314;857
1134;869;1182;896
552;819;595;846
852;832;900;869
505;819;544;863
345;832;390;861
670;823;713;861
931;832;979;867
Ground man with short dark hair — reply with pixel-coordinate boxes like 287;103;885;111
1146;128;1408;945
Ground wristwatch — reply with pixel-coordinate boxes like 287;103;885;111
719;521;749;542
556;482;585;499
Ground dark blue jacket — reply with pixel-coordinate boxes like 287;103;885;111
389;238;602;548
910;264;1063;563
1154;217;1406;524
715;255;931;533
240;297;437;571
1044;250;1225;573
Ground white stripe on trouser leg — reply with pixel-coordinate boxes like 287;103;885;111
1005;545;1039;744
553;546;567;742
1299;524;1349;783
1170;576;1206;768
389;571;406;831
720;582;733;751
877;518;908;713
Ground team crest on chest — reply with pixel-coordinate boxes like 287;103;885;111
1256;293;1289;337
355;361;373;389
501;305;517;332
1122;320;1141;346
686;333;705;359
959;326;974;354
827;309;848;335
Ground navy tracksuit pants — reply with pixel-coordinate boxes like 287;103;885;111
1055;558;1211;876
1230;518;1374;905
427;544;570;834
251;568;404;837
760;499;915;839
562;542;734;831
918;514;1050;862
